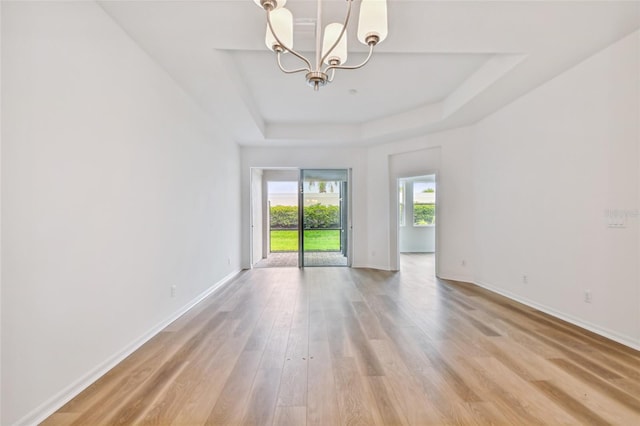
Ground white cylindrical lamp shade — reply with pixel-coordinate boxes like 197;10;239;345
357;0;388;45
322;23;348;65
254;0;287;10
265;8;293;52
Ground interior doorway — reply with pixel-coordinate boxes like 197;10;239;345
398;175;436;270
252;169;299;268
250;168;351;268
265;179;299;267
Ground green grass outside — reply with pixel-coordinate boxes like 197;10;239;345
270;229;340;252
303;229;341;251
270;230;298;252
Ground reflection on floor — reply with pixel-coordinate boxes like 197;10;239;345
254;251;348;268
400;252;436;270
254;252;297;268
303;251;348;267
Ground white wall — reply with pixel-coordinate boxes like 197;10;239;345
399;225;436;253
240;147;367;267
472;31;640;348
1;2;241;424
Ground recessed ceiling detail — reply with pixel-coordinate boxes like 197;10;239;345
98;0;640;146
229;51;493;124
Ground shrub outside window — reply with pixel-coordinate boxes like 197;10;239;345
413;181;435;226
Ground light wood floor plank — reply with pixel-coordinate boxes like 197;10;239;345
273;406;307;426
370;339;446;425
205;350;262;425
43;254;640;425
306;339;340;426
332;356;383;425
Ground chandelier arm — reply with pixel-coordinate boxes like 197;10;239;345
327;68;337;83
319;0;353;67
324;43;374;73
266;9;312;71
276;51;311;74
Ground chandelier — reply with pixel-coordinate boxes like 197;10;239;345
253;0;388;91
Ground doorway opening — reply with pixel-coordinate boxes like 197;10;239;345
250;168;351;268
398;175;436;272
263;179;299;267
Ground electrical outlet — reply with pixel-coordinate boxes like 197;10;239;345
522;275;528;284
584;290;592;303
171;285;176;298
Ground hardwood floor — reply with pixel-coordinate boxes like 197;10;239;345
43;254;640;425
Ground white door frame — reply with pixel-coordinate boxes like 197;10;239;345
391;172;440;274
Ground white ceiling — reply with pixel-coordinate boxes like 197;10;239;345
230;51;491;123
99;0;640;147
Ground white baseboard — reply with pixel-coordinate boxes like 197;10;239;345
14;269;242;426
436;272;474;283
467;278;640;351
352;262;390;271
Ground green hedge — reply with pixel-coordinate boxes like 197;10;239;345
270;204;340;229
414;204;435;225
303;204;340;228
270;205;298;229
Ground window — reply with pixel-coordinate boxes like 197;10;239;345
413;181;435;226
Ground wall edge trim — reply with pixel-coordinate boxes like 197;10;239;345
13;269;243;426
438;274;640;351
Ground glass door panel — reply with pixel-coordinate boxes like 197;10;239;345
299;169;349;267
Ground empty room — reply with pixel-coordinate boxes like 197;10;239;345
1;1;639;425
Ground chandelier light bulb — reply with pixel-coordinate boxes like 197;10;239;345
322;23;348;65
357;0;388;45
265;7;293;52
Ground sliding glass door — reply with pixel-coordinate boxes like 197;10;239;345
299;169;350;267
